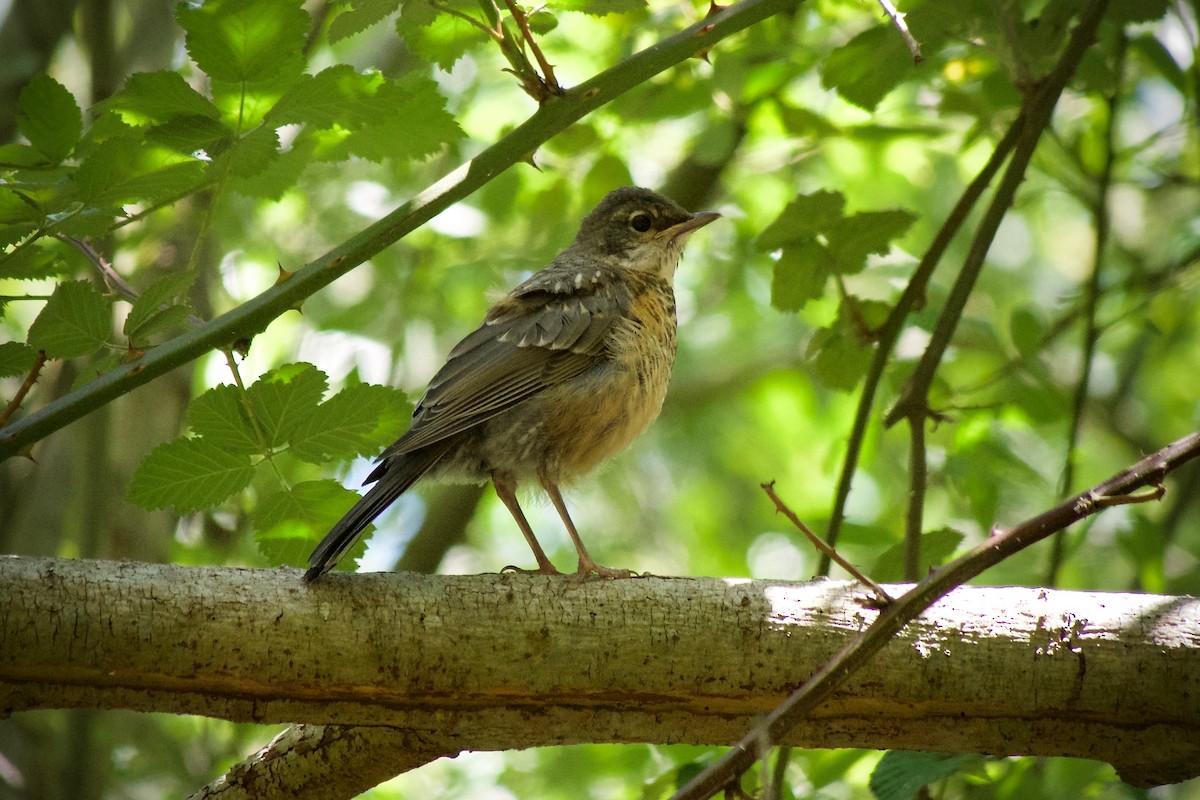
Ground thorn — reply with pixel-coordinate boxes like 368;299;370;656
275;263;295;284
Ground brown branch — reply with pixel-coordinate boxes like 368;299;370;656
503;0;562;98
3;556;1198;797
0;349;47;430
820;111;1024;571
761;481;891;604
672;436;1195;800
884;0;1112;429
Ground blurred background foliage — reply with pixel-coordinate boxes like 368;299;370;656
1;0;1198;797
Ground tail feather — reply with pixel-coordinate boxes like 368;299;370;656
303;446;448;583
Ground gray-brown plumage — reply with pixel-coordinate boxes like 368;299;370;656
304;187;719;582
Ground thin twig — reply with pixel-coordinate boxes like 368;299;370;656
761;482;892;605
673;426;1194;800
876;0;922;64
503;0;562;96
0;350;48;430
820;116;1023;573
56;235;139;302
674;3;1114;797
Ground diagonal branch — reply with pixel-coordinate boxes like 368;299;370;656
0;0;798;462
671;425;1199;800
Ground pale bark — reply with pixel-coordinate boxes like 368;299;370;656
2;556;1198;795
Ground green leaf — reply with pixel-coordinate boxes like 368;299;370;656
246;363;329;449
289;383;411;463
124;271;196;345
75;139;208;206
328;0;403;42
178;0;309;85
556;0;646;15
869;751;972;800
100;71;222;125
0;143;52;168
757;191;846;251
187;385;261;455
0;245;69;281
0;342;37;378
826;209;917;274
267;65;385;129
821;26;914;111
397;1;483;71
128;437;255;513
17;75;83;163
1009;306;1045;360
340;74;462;161
27;280;112;359
771;242;830;312
146;115;232;156
253;480;367;569
870;528;965;582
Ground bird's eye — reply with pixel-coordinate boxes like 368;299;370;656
629;212;653;233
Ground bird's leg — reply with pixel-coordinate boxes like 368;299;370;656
492;471;562;575
538;470;633;580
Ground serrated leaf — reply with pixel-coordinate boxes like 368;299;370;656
27;280;112;359
289;383;411;463
340;74;462;161
75;139;208;206
821;26;914;111
146;114;232;156
100;71;222;125
187;384;262;455
246;363;329;449
397;1;483;71
127;437;254;513
827;209;917;274
17;75;83;163
0;246;68;281
771;243;830;312
871;528;965;582
253;480;367;569
221;125;280;180
757;191;846;251
328;0;403;41
178;0;309;85
0;143;52;168
0;342;37;377
266;65;385;129
869;751;971;800
124;271;196;344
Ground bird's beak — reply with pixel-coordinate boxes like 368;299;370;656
664;210;721;241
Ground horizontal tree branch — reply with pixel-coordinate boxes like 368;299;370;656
2;556;1198;790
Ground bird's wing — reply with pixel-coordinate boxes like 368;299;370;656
376;268;628;459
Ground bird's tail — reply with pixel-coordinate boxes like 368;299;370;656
303;445;448;583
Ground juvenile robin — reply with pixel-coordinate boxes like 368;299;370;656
304;186;719;582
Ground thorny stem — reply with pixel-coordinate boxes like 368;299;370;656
0;350;47;430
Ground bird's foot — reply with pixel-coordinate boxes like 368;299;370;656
501;563;564;576
571;558;637;584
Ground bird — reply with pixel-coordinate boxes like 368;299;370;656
303;186;720;583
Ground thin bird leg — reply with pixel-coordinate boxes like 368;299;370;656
492;471;562;575
538;470;633;579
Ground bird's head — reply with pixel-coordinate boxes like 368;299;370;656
569;186;720;279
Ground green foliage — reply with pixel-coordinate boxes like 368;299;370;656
26;280;112;359
870;751;975;800
3;0;1199;797
126;363;410;559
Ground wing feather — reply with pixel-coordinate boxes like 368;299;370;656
378;268;629;458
